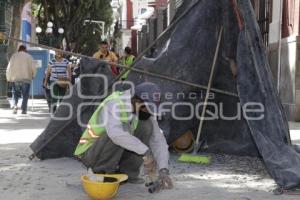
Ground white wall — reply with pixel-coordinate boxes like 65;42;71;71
131;0;148;19
121;29;132;49
269;0;282;44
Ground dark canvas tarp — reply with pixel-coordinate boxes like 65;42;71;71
30;59;116;158
31;0;300;189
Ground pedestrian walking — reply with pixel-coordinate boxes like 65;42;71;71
120;46;135;80
93;41;119;76
6;45;36;114
43;51;72;113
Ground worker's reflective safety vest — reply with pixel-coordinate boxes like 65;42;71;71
121;55;135;80
74;91;138;156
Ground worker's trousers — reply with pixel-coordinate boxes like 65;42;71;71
80;119;153;178
11;81;30;112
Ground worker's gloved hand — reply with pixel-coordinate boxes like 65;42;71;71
159;168;173;190
143;150;156;173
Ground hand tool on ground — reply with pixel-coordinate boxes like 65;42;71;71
145;173;164;193
144;164;160;193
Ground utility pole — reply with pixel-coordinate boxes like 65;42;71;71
0;0;10;108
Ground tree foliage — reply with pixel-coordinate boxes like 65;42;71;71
32;0;113;55
7;0;26;57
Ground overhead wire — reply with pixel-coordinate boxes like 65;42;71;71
4;35;238;98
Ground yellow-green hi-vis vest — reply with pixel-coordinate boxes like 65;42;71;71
121;55;135;80
74;91;138;156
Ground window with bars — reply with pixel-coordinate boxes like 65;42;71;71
167;0;273;47
250;0;272;47
175;0;183;9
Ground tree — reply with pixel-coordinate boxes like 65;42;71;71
32;0;113;55
7;0;26;57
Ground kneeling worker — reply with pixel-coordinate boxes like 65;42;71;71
74;82;173;190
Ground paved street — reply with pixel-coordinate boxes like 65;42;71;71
1;99;300;146
0;99;50;144
289;122;300;146
0;99;300;199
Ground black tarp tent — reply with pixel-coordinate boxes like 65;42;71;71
30;0;300;189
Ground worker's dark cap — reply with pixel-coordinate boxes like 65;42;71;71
134;82;162;115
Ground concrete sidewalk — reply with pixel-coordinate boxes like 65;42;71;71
288;122;300;146
0;99;50;144
1;99;300;200
1;99;299;145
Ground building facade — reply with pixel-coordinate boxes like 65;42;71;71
268;0;300;120
113;0;300;121
113;0;170;56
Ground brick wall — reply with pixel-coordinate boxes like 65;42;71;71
282;0;300;38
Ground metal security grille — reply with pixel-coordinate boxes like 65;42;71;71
250;0;272;47
175;0;183;9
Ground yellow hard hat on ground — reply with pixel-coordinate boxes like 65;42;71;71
81;174;128;200
172;130;195;153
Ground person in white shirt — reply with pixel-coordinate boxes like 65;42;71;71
74;82;173;189
6;45;36;114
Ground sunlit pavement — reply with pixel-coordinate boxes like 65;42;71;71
289;122;300;146
0;99;50;144
1;99;300;200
